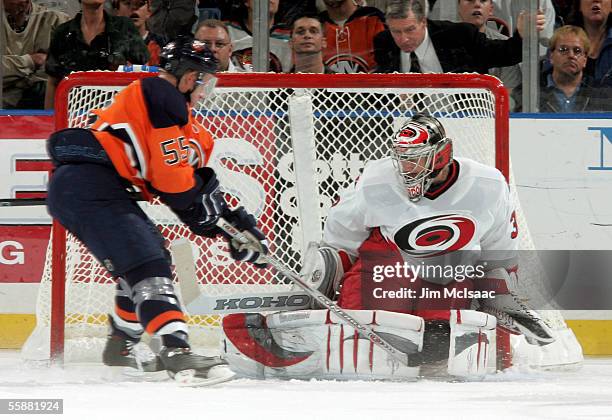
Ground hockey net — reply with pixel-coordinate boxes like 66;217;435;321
22;72;582;369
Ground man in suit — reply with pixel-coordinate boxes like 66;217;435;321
374;0;545;74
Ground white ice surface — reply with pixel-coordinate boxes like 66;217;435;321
1;350;611;420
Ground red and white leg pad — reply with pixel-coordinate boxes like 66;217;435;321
447;310;497;379
221;309;424;381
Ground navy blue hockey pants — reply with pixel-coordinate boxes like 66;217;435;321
47;163;171;280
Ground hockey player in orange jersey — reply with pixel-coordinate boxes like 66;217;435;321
46;37;268;384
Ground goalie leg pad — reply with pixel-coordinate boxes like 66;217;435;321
419;310;495;379
447;309;496;379
221;309;424;381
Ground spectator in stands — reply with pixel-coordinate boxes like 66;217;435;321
195;19;239;71
374;0;545;74
457;0;521;93
276;0;318;27
319;0;386;73
431;0;556;56
2;0;69;109
129;0;165;65
568;0;612;86
513;25;609;112
555;0;575;26
363;1;392;13
148;0;197;40
111;0;145;17
225;0;291;72
215;0;236;21
289;14;334;73
198;1;223;21
44;0;148;109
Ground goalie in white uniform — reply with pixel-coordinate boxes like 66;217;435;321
221;114;555;380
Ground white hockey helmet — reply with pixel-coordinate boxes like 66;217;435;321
391;114;453;201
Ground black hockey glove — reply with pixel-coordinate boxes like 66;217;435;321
222;207;269;269
174;167;227;238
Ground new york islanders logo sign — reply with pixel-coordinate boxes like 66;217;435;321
394;214;476;257
325;54;370;73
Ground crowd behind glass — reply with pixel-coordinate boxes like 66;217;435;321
1;0;610;112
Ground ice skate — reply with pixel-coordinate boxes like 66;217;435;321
159;347;236;386
102;335;163;373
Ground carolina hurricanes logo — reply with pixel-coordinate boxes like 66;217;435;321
396;123;429;146
394;214;476;257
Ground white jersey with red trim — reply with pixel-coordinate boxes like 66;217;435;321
323;157;518;265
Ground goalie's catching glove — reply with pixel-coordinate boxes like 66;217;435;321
221;207;269;269
173;167;227;238
478;268;555;346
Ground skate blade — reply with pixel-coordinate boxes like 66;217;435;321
174;365;237;387
122;367;168;381
99;365;167;382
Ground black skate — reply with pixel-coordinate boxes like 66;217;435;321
102;335;164;373
159;347;236;386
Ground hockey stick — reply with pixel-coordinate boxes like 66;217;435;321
172;238;312;314
215;217;416;368
172;238;202;307
0;198;47;207
1;191;145;207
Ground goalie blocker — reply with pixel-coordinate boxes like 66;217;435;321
221;309;496;380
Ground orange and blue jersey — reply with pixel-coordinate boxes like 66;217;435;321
89;76;214;200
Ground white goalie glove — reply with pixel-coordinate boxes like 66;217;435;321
479;268;555;346
297;243;353;303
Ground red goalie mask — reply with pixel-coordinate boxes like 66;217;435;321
391;114;453;201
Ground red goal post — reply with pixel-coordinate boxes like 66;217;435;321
24;71;579;370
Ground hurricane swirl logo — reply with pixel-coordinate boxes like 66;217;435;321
394;214;476;257
396;123;429;145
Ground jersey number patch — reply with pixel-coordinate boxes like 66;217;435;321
161;137;189;165
510;211;518;239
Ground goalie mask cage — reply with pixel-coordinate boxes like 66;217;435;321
22;72;582;370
